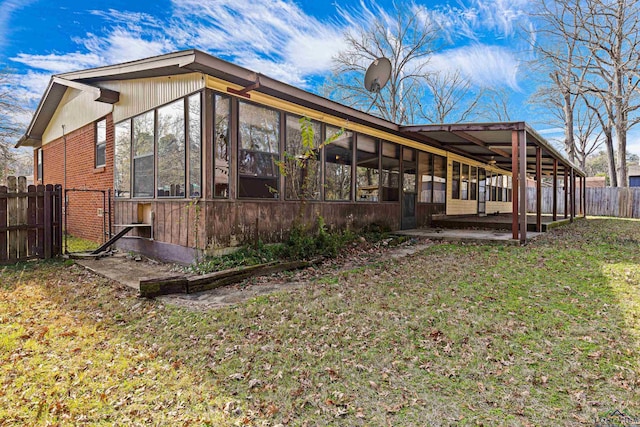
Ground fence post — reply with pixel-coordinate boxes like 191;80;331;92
54;185;63;256
36;185;45;255
27;185;37;257
17;176;27;258
44;184;52;259
7;176;17;260
0;185;6;262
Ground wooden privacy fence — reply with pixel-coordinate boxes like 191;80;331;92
0;176;63;263
527;187;640;218
584;187;640;218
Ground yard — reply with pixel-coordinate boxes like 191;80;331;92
1;218;639;426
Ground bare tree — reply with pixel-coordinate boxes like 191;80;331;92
422;70;485;123
576;0;640;186
573;97;604;170
0;69;25;182
530;0;590;165
327;2;443;124
481;88;513;122
582;92;617;184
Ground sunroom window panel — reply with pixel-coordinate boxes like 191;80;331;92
133;111;154;198
285;115;321;200
157;99;186;197
356;134;379;202
325;126;353;201
114;121;131;198
214;95;230;198
188;93;202;198
238;102;280;198
418;152;433;203
452;161;460;200
402;148;417;194
433;155;446;203
381;141;400;201
461;163;469;200
470;166;477;200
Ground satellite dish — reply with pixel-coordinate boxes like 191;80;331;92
364;57;392;93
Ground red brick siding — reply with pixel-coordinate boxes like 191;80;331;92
41;115;114;243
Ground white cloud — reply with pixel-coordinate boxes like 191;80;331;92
428;44;521;90
11;52;103;73
464;0;531;38
7;0;535;120
0;0;36;47
168;0;348;86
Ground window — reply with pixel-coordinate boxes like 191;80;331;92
285;115;321;200
461;163;469;200
114;121;131;198
214;95;230;198
356;134;379;201
114;92;202;199
157;99;185;197
95;119;106;168
36;149;43;182
381;141;400;201
238;101;280;198
403;148;416;193
325;126;353;201
418;152;433;203
452;161;460;199
433;155;446;203
133;111;154;198
188;93;202;197
470;166;477;200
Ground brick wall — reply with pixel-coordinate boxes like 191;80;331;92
41;114;114;243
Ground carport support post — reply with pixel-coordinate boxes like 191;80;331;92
519;130;527;243
552;159;558;221
563;169;569;219
511;130;519;240
570;168;576;222
582;175;587;217
536;146;542;232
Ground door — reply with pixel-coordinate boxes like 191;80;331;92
478;168;486;216
401;148;417;229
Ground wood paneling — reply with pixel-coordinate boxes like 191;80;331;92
115;199;403;253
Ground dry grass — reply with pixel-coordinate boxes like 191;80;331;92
1;217;639;426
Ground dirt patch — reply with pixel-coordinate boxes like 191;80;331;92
157;238;434;310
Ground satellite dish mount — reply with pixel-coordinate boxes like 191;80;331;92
364;57;392;93
363;57;391;112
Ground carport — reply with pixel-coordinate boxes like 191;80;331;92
400;122;587;243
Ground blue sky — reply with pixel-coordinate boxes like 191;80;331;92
1;0;638;155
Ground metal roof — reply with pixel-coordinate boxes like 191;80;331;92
401;123;585;177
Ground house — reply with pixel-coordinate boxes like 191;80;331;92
586;176;606;188
629;165;640;187
17;50;586;263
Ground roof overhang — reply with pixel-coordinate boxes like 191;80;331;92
17;49;584;178
400;122;586;177
16;77;120;148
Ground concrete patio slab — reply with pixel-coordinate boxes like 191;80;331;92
396;228;543;244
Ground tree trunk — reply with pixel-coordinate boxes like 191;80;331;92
615;120;628;186
604;127;617;187
563;91;576;164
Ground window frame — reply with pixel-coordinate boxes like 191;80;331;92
113;91;204;200
237;100;281;199
95;118;107;168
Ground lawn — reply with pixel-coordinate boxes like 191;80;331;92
1;218;639;426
